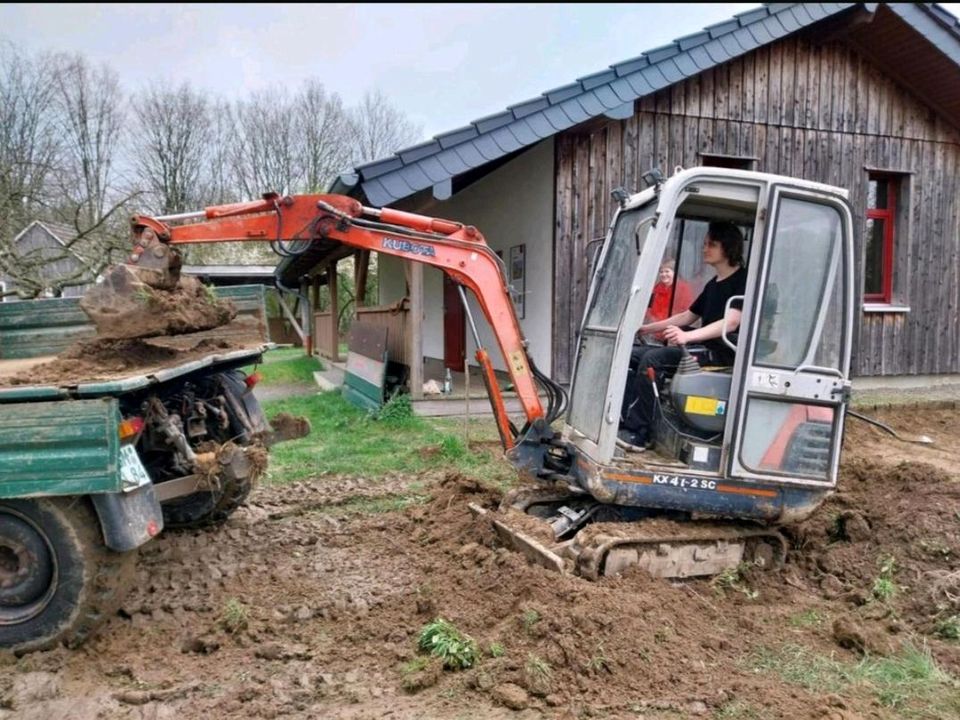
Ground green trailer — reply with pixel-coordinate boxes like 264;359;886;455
0;287;281;653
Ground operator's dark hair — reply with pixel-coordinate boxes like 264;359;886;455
707;221;744;267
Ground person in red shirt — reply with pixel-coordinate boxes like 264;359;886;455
646;259;694;333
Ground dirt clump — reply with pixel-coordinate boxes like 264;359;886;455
81;271;237;341
269;413;313;443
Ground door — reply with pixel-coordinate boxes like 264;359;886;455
443;274;465;372
729;188;854;486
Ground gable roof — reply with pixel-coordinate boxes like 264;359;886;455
330;2;960;208
12;220;100;264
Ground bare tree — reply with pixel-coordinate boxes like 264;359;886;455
0;43;64;298
130;81;211;214
295;79;351;192
51;53;125;227
0;43;59;244
230;88;302;198
198;98;237;207
348;89;422;165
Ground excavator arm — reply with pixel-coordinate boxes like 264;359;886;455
107;193;562;449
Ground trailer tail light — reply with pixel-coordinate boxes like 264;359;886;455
245;372;263;389
119;417;145;442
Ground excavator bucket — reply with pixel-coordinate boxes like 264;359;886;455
80;226;236;340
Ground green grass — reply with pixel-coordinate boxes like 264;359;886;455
873;555;899;602
245;347;323;386
260;391;514;486
417;618;480;670
788;609;826;628
748;643;959;717
219;598;249;635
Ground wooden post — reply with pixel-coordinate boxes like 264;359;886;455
355;250;370;307
310;276;321;357
408;260;424;399
328;260;339;362
300;280;312;356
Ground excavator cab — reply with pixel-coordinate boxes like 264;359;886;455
498;167;855;579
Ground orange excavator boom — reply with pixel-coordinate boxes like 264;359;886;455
121;193;559;448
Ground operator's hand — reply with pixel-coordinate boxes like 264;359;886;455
662;326;689;346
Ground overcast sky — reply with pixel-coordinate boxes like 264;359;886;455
3;3;959;144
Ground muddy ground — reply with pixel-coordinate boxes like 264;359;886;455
2;405;959;719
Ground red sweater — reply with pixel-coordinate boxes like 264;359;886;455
648;280;694;322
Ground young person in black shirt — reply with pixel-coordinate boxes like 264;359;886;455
619;221;747;448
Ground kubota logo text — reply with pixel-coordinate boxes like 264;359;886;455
382;237;436;257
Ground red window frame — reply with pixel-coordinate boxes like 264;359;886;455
865;174;896;304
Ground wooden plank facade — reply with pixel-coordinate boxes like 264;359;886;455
553;36;960;382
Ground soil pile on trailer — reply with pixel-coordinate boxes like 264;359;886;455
7;404;957;719
80;271;237;341
0;314;266;388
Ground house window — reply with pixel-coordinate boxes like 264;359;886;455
700;153;757;171
864;174;897;304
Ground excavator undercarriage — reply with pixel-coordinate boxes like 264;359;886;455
471;485;787;579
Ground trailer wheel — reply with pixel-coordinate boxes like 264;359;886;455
161;370;268;530
0;498;137;654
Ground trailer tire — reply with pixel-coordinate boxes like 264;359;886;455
161;451;263;530
161;370;268;530
0;497;137;654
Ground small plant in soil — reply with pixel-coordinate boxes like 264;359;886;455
487;641;506;658
525;653;552;682
712;563;759;600
370;392;414;422
934;615;960;640
788;609;826;628
219;598;249;635
417;618;479;670
520;608;541;634
872;555;898;601
587;643;611;673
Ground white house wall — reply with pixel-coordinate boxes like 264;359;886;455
378;139;555;376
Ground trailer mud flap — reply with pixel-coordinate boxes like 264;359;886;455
91;484;163;552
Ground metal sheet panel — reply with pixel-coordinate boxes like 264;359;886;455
0;398;121;498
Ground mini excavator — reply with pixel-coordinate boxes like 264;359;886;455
81;166;856;579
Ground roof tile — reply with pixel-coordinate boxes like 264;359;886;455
508;96;549;118
543;104;573;131
558;97;592;125
473;111;515;134
435;148;470;176
612;56;649;76
578;68;617;89
436;125;479;149
507;119;539;146
490;126;523;154
525;113;556;138
645;43;681;64
398;139;442;164
544;82;583;104
454;142;487;168
473;134;503;161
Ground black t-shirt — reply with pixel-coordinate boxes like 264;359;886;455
689;267;747;362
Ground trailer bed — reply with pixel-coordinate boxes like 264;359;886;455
0;319;272;402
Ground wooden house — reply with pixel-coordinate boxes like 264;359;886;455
278;3;960;394
2;221;97;301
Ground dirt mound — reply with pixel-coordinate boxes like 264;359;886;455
80;270;237;340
